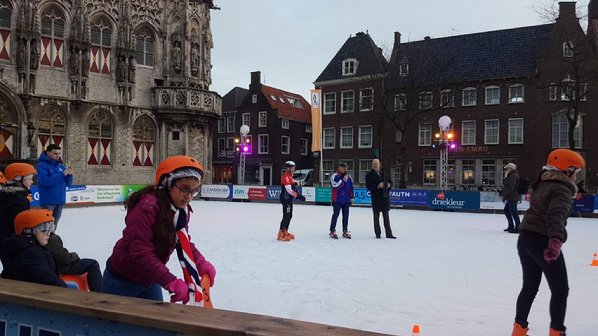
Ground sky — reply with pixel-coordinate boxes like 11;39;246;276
210;0;589;99
51;201;598;336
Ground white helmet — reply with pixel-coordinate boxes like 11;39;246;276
284;160;296;168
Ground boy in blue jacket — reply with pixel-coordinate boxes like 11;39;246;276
329;162;354;239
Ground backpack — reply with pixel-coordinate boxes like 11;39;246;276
517;177;530;194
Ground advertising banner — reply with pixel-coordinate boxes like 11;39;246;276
479;191;530;211
248;187;267;201
315;187;331;203
572;194;595;213
428;191;480;211
389;189;428;206
232;185;250;200
95;185;146;203
595;195;598;213
201;184;232;199
301;187;316;202
352;188;371;205
266;186;282;201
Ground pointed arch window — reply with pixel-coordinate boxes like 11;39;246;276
135;27;154;66
563;41;574;58
37;107;66;155
0;0;12;61
40;6;65;67
0;97;17;158
132;115;156;167
87;110;113;166
90;17;112;74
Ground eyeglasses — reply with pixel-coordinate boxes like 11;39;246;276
174;184;200;197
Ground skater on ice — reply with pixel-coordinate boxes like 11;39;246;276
329;162;354;239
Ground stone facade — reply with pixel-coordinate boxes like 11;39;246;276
0;0;221;185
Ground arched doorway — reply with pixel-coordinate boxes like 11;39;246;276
0;84;26;160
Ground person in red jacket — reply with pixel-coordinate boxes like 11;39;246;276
278;161;305;241
511;149;585;336
103;155;215;304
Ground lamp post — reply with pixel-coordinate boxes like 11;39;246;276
238;124;249;185
436;116;453;190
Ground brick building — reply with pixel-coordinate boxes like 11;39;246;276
316;2;598;191
0;0;221;184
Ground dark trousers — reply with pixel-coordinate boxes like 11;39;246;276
65;258;103;292
373;209;393;237
103;267;162;300
279;200;293;230
504;200;521;229
515;231;568;331
330;202;350;232
41;204;64;227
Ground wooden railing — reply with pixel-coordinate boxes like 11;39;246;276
0;279;392;336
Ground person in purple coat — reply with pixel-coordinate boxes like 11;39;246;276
102;156;215;303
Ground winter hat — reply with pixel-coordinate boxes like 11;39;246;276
14;209;55;236
503;163;516;171
162;168;202;188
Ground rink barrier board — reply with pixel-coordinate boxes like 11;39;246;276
0;279;392;336
35;184;596;213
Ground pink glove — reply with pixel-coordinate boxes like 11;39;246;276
197;259;216;287
543;238;563;264
165;278;190;304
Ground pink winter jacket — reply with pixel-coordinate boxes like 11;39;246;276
109;193;208;288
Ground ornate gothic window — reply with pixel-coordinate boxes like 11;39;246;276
40;6;65;67
90;17;112;74
135;27;154;66
37;107;66;155
87;110;112;166
0;97;16;158
132;115;155;167
0;0;11;61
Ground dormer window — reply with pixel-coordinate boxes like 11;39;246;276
399;57;409;76
342;58;358;76
563;41;573;58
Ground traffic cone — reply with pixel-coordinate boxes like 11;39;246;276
411;324;420;335
590;252;598;266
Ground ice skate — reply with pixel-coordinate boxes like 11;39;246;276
549;327;566;336
284;229;295;240
329;231;338;239
342;231;351;239
277;229;291;242
511;322;528;336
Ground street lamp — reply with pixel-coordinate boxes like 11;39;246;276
437;116;454;190
238;124;250;185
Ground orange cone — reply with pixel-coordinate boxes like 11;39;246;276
411;324;420;335
590;252;598;266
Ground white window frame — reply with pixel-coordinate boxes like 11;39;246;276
484;119;499;145
579;83;588;101
461;120;476;145
552;114;582;148
342;58;358;76
462;87;477;106
258;111;267;127
226;116;235;133
359;159;370;183
418;123;432;146
509;84;524;103
399;62;409;76
340;126;353;149
341;90;354;113
323;92;336;114
563;41;574;58
549;84;558;101
508;118;524;144
423;159;436;185
242;113;250;127
419;91;433;110
281;135;290;154
440;89;454;107
323;127;336;149
258;134;269;154
217;118;225;133
252;94;257;104
358;125;373;148
359;88;373;111
281;118;289;129
300;138;308;156
394;93;407;111
485;86;500;105
305;123;312;133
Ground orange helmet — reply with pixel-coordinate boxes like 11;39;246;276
4;163;36;181
546;149;585;171
155;155;204;186
14;209;55;235
0;171;5;186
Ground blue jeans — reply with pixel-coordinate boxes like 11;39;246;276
41;204;64;227
504;200;520;229
330;202;350;232
102;267;163;301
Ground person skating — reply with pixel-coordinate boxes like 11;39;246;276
365;158;396;239
511;149;585;336
278;161;305;241
103;155;215;303
502;163;521;233
329;162;354;239
0;163;37;242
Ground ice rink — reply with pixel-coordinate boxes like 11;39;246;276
56;200;598;336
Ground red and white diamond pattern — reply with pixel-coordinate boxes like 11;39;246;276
37;135;64;158
0;30;10;60
88;138;111;165
133;141;155;167
0;129;14;159
101;48;111;74
40;37;63;67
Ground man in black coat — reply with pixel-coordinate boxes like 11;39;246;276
501;163;521;233
365;158;396;239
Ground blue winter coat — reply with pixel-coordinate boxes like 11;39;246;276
36;152;73;206
330;170;354;204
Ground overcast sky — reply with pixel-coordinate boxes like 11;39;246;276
210;0;589;99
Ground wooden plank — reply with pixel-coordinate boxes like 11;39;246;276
0;279;393;336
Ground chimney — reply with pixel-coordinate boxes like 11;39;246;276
424;36;431;41
250;71;261;85
394;31;401;45
558;1;576;19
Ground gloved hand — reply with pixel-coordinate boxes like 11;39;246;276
543;238;563;264
197;260;216;287
165;278;190;304
296;194;306;202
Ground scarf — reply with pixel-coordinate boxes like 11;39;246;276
172;205;203;306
